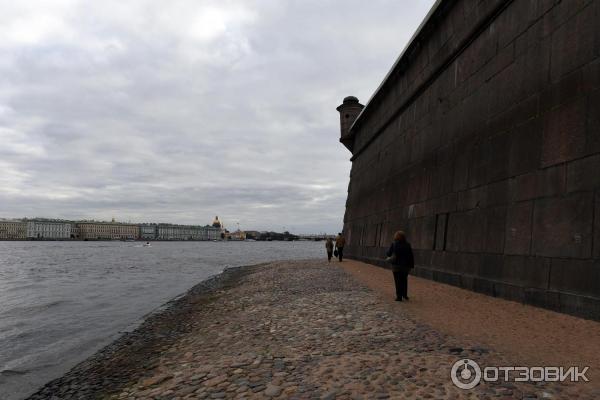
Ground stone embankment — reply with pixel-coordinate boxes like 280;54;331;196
28;260;598;399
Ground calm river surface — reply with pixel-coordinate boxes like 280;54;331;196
0;240;324;400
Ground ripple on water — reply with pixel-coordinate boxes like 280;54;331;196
0;240;324;400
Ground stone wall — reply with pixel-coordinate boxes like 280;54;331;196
340;0;600;319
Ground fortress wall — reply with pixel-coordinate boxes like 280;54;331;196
342;0;600;319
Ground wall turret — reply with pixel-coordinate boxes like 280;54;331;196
336;95;364;153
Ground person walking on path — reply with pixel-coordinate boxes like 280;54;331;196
335;233;346;262
325;237;334;262
386;230;414;301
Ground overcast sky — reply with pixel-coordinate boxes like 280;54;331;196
0;0;434;233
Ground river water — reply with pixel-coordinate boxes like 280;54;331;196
0;240;324;400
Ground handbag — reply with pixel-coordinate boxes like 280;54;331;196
334;248;339;257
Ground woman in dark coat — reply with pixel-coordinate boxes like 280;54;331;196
386;230;414;301
325;237;334;262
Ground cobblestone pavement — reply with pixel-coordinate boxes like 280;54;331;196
112;261;594;399
29;261;597;399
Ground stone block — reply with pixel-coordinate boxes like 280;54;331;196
540;69;584;112
502;255;551;289
512;164;566;201
484;206;506;254
487;133;512;182
532;192;593;258
458;186;487;211
431;160;455;198
459;274;475;291
432;269;462;287
412;216;436;250
455;253;481;276
468;138;490;188
508;118;543;176
471;277;495;296
453;140;471;191
504;201;534;255
524;288;561;311
445;212;462;252
519;38;552;100
541;97;587;167
437;192;458;215
566;154;600;192
488;53;521;115
549;258;600;298
478;254;504;281
413;265;434;280
447;209;485;253
582;58;600;92
460;89;490;139
486;179;512;207
494;282;526;302
430;250;456;271
434;213;447;251
497;0;545;49
550;4;597;81
465;209;485;253
488;94;539;136
558;291;600;320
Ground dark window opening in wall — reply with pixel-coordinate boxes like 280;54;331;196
373;224;378;247
442;213;449;251
433;214;439;250
433;213;450;252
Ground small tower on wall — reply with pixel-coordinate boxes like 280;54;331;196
336;96;364;153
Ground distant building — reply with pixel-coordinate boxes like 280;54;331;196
0;217;224;241
206;226;220;240
156;224;221;240
244;230;260;240
0;219;26;240
140;224;158;240
75;222;139;240
157;224;188;240
27;221;72;239
229;230;246;241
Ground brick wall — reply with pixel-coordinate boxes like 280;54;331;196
341;0;600;319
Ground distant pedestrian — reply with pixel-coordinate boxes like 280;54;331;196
335;233;346;262
325;237;334;262
386;231;414;301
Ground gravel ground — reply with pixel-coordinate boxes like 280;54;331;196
27;260;597;399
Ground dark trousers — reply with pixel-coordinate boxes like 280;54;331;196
393;269;409;298
327;251;333;261
337;247;344;261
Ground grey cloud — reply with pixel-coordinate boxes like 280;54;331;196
0;0;435;233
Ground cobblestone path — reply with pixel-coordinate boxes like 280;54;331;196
110;261;592;400
29;261;597;399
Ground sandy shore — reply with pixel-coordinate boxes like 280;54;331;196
341;259;600;384
27;260;599;399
